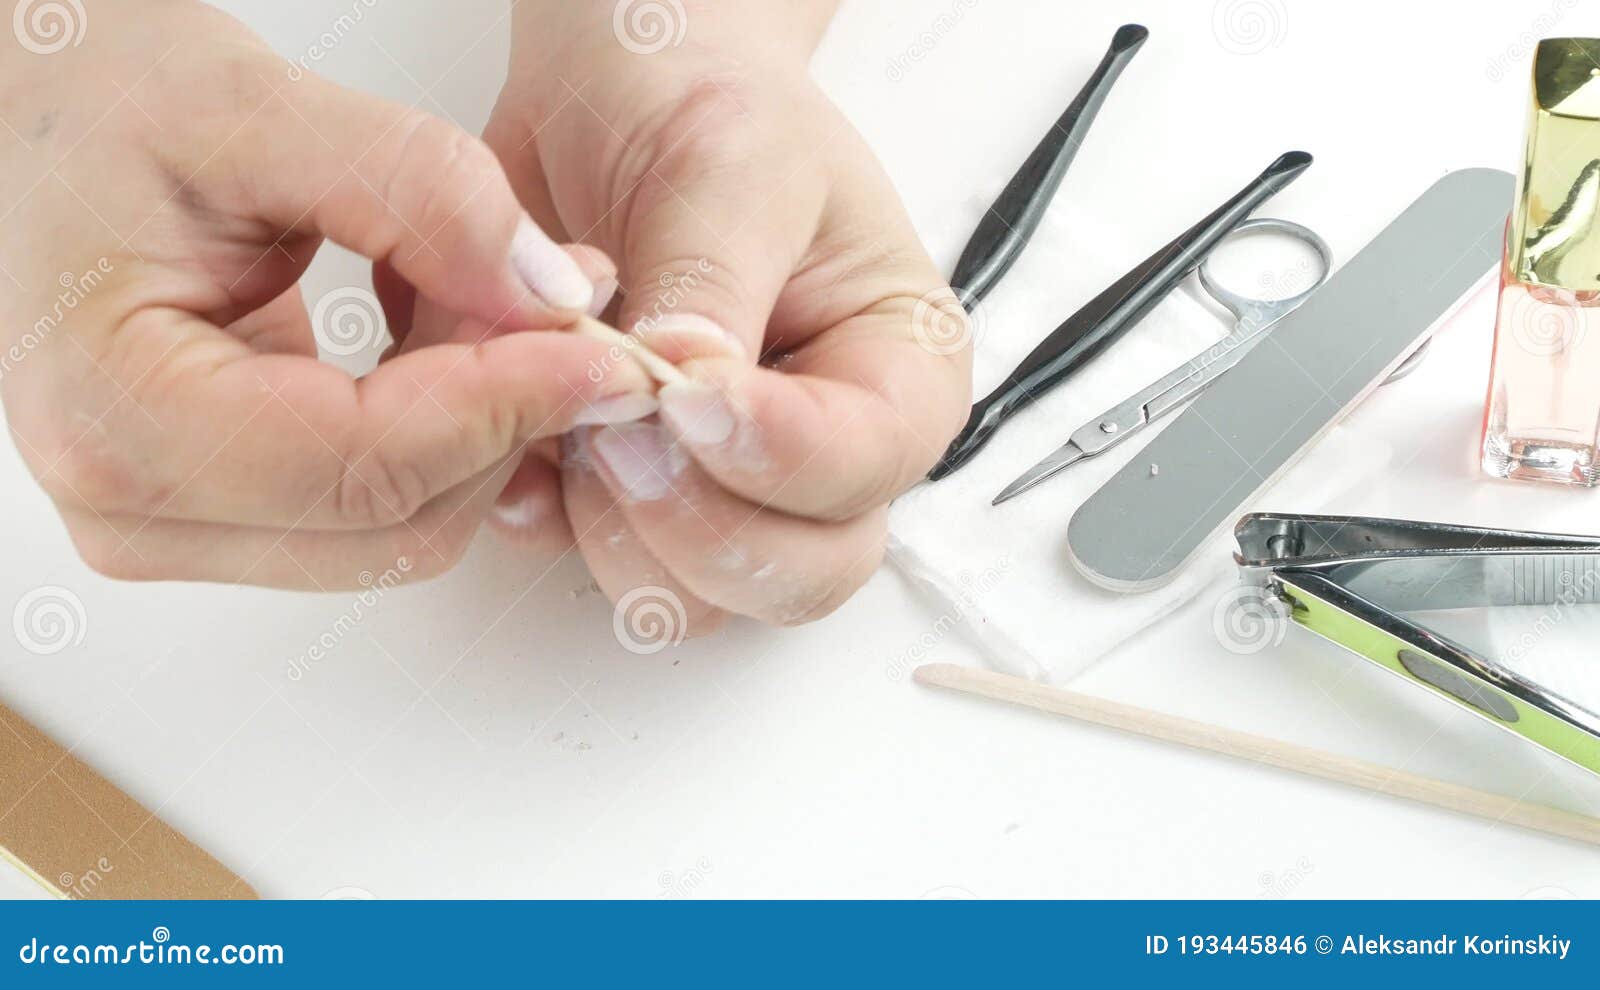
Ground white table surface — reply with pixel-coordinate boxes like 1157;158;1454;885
4;0;1600;899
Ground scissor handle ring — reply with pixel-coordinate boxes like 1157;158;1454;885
1197;217;1333;322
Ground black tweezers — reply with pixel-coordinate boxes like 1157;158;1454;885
929;24;1311;481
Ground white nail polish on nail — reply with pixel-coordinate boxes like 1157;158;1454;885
593;422;683;501
637;314;744;358
657;382;734;446
510;215;594;312
493;497;543;530
572;393;660;427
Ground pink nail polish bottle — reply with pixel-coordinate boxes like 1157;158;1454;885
1482;38;1600;486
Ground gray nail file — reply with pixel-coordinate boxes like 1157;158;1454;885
1067;168;1514;592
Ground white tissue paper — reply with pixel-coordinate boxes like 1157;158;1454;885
888;196;1393;685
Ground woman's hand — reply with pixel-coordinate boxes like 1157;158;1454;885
451;3;971;631
0;0;658;589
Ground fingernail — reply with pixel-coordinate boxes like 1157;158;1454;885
637;314;745;358
593;421;685;501
657;381;734;446
493;496;543;531
587;274;618;318
572;392;659;427
510;215;594;312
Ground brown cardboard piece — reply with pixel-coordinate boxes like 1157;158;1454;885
0;700;256;899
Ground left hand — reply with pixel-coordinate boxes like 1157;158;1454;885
405;10;970;632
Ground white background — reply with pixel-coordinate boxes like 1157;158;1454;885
3;0;1600;898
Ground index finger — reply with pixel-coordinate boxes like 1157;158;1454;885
42;312;658;530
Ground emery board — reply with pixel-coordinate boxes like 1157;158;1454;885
0;699;255;899
1068;167;1515;592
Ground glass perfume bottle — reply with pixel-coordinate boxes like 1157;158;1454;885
1481;38;1600;486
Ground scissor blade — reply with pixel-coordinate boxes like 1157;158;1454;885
992;442;1088;505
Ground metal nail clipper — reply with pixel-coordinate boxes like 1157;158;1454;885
1235;513;1600;776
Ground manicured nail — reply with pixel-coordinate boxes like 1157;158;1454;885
572;392;659;427
592;421;685;501
510;215;593;311
657;381;734;446
637;314;745;358
492;496;543;531
587;274;618;318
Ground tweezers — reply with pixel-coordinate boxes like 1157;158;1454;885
948;24;1149;307
1236;513;1600;776
930;151;1312;480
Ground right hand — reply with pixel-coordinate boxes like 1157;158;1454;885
0;0;655;589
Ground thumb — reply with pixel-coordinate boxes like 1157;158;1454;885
230;73;596;330
613;127;825;363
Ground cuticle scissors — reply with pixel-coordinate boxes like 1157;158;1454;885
992;217;1334;505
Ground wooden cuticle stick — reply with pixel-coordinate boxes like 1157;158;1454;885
914;662;1600;847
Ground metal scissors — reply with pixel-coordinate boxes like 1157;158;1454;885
992;218;1333;505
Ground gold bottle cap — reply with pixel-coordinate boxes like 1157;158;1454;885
1510;38;1600;291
